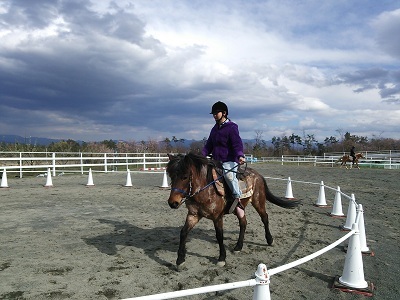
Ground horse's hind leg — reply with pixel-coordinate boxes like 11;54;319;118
176;214;199;267
252;199;273;246
213;217;226;266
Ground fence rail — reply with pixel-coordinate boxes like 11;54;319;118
260;150;400;169
0;152;169;178
1;150;399;178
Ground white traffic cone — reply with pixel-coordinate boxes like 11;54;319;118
315;181;328;206
86;168;95;186
356;204;373;255
330;186;345;217
124;169;133;187
160;170;169;188
285;177;294;199
338;222;368;289
44;168;53;187
342;194;357;231
1;169;9;188
253;263;271;300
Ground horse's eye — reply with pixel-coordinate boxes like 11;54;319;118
181;175;189;181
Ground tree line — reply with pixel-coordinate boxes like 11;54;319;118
0;131;399;156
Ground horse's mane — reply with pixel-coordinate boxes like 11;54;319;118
167;152;211;178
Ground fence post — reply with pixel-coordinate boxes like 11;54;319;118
80;152;84;174
143;153;146;170
19;152;23;178
104;153;107;173
52;152;56;176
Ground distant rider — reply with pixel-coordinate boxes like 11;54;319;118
350;146;356;165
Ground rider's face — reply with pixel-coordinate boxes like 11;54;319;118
213;111;225;123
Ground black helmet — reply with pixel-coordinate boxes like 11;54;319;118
210;101;228;115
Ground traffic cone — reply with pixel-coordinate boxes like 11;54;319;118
124;169;133;187
253;263;271;300
315;181;328;207
330;186;345;217
44;168;53;187
341;194;357;231
160;170;169;188
1;169;9;188
356;204;374;255
336;222;371;292
86;168;95;186
285;177;294;199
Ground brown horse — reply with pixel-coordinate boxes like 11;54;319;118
338;153;365;169
166;152;300;269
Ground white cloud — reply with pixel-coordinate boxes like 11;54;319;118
372;8;400;59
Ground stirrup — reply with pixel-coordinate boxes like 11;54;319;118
228;198;239;214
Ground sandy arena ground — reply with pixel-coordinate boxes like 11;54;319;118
0;163;399;299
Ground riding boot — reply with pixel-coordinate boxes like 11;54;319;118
228;198;239;214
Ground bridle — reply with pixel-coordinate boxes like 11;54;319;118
171;173;224;206
170;163;246;207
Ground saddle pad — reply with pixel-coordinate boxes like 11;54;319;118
239;180;253;199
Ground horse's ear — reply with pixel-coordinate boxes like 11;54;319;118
167;154;174;161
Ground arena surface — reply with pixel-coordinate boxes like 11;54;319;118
1;163;399;299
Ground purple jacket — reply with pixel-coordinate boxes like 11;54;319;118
202;120;244;163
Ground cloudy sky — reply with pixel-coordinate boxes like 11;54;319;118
1;0;399;143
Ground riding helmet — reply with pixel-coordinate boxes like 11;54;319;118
210;101;228;115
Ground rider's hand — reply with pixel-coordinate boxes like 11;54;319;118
239;156;246;165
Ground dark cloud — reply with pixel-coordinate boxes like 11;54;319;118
0;0;399;141
332;68;399;103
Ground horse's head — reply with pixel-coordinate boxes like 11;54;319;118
166;154;191;209
356;153;365;159
166;153;209;209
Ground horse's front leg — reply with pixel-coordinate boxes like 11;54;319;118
234;213;247;252
177;214;199;268
213;217;226;267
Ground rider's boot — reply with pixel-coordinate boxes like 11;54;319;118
229;198;239;214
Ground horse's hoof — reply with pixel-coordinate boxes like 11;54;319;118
216;261;226;267
176;262;186;272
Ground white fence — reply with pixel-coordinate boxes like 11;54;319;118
0;152;169;178
1;150;399;179
259;150;400;169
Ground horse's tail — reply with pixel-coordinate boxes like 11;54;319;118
263;177;301;209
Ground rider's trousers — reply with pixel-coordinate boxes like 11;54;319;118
222;161;241;199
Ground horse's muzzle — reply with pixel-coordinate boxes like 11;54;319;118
168;198;180;209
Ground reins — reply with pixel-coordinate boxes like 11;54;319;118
171;162;247;207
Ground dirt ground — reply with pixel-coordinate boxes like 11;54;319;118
0;163;399;300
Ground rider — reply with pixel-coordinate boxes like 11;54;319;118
202;101;246;217
350;146;356;165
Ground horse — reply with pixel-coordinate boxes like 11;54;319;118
166;152;300;269
338;153;365;169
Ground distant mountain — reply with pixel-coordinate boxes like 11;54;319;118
0;135;62;146
1;135;272;147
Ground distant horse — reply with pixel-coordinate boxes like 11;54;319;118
338;153;365;169
166;152;300;268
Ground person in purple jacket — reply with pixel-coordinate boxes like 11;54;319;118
202;101;246;218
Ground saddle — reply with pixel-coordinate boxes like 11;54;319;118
211;164;253;199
